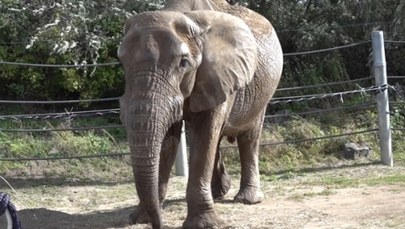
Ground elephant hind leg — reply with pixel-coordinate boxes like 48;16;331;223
234;112;265;204
211;144;231;200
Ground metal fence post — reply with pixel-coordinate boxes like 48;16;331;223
175;120;188;177
372;31;393;166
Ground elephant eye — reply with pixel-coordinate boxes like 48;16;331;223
179;56;190;68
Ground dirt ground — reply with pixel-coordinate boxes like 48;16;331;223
2;163;405;229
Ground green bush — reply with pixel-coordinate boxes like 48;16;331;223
0;0;163;101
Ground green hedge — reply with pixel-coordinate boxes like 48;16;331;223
0;0;404;104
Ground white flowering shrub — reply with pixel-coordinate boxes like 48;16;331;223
0;0;163;101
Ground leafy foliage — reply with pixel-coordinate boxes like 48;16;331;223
0;0;163;100
0;0;404;103
253;0;404;88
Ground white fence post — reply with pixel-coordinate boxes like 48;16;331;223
372;31;393;166
175;121;188;177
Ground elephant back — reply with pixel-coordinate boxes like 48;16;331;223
210;0;274;40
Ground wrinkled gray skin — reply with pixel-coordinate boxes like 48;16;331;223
118;0;283;228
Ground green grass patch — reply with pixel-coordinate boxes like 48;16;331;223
0;113;129;177
223;111;382;176
288;188;336;201
302;173;405;188
1;99;405;181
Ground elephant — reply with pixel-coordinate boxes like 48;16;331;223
118;1;283;228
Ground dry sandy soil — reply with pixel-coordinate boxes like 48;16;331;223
1;163;405;229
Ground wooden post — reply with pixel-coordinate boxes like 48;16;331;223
372;31;393;166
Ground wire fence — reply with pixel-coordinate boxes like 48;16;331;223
0;39;403;68
0;84;382;132
277;21;394;33
270;84;389;105
0;97;120;104
0;21;394;46
0;125;123;133
0;42;367;68
0;39;404;162
265;103;375;119
221;129;379;149
0;108;120;121
0;61;120;68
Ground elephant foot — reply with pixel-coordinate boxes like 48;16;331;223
234;187;264;204
129;206;150;225
183;211;223;229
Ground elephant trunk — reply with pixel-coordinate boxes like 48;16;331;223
122;99;168;228
120;75;183;229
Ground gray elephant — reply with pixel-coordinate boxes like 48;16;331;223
118;0;283;228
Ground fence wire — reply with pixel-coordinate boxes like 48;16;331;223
0;152;130;162
0;84;392;134
0;83;398;124
1;42;368;67
0;125;123;133
388;76;405;79
0;108;120;121
0;61;120;68
3;103;374;122
1;38;404;161
220;129;378;149
283;41;371;56
0;82;383;106
0;97;120;104
276;77;373;92
265;103;375;119
0;128;379;161
277;21;393;33
385;40;405;44
0;103;376;134
270;84;390;105
1;40;403;68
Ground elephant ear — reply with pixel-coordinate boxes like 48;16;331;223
184;11;258;113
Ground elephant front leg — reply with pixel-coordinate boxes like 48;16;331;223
234;114;265;204
183;110;226;229
130;122;182;225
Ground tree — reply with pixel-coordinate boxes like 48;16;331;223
394;0;405;38
0;0;403;105
0;0;163;100
243;0;404;89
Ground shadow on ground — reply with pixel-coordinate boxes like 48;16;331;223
2;177;133;189
19;207;182;229
19;207;133;229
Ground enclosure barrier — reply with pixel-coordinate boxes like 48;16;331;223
372;31;393;166
0;32;404;174
175;121;189;177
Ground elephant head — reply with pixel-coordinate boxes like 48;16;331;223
118;10;257;228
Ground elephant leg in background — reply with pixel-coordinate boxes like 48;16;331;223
184;106;228;229
159;121;183;203
129;122;182;225
234;111;265;204
211;141;231;200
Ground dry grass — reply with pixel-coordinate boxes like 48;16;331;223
2;162;405;229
